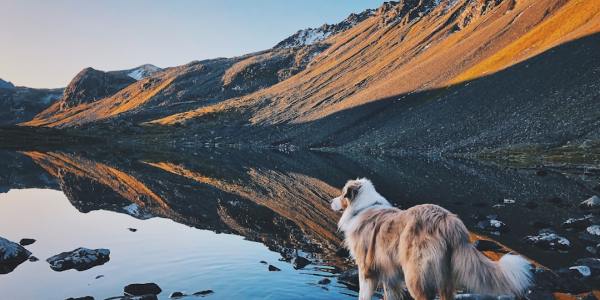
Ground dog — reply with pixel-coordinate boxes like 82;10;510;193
331;178;532;300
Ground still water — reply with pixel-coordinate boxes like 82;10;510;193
0;149;597;299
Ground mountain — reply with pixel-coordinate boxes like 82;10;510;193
121;64;162;80
0;64;158;126
146;0;600;154
18;0;600;156
23;44;327;127
0;79;15;89
0;84;62;126
274;8;375;48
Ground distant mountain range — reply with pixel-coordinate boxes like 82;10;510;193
7;0;600;155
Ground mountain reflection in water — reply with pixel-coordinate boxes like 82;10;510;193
0;148;598;298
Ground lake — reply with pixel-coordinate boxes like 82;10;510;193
0;148;598;299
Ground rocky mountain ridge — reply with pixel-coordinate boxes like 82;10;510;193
7;0;600;159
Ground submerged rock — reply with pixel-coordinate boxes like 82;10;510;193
19;238;36;246
169;291;185;298
65;297;94;300
268;264;281;271
292;256;311;269
524;229;571;251
193;290;214;297
28;256;39;262
46;247;110;271
318;278;331;285
580;196;600;210
0;236;32;274
338;268;359;287
124;283;162;296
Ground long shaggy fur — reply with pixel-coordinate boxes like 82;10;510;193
331;178;532;300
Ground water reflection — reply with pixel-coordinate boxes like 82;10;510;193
0;148;598;298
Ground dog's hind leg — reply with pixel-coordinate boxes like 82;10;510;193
382;277;408;300
358;269;377;300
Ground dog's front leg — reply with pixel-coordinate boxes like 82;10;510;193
358;269;377;300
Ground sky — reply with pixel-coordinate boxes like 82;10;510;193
0;0;381;88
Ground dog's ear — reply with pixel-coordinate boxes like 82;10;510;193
343;181;361;202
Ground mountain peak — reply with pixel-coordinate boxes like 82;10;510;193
274;6;376;49
0;78;15;89
125;64;162;80
59;67;136;110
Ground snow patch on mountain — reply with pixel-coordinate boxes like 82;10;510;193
126;64;162;80
275;8;376;48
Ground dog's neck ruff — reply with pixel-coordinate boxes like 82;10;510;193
338;188;391;233
350;200;386;218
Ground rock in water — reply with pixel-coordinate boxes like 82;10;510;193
19;238;36;246
292;256;311;269
338;268;359;287
124;283;162;296
46;247;110;271
65;297;94;300
318;278;331;285
580;195;600;210
169;291;185;298
268;264;281;271
193;290;214;297
0;236;31;274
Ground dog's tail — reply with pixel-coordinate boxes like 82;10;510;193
447;217;532;296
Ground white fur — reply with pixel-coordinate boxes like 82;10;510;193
334;178;391;233
497;254;533;295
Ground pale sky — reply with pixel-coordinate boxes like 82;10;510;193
0;0;381;88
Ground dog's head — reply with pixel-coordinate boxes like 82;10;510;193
330;178;370;212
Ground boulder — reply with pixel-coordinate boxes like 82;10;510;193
0;236;32;274
124;283;162;296
291;256;311;269
46;247;110;272
574;258;600;278
169;292;185;298
580;196;600;210
477;219;509;234
562;216;592;230
193;290;214;297
524;229;571;251
268;265;281;271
